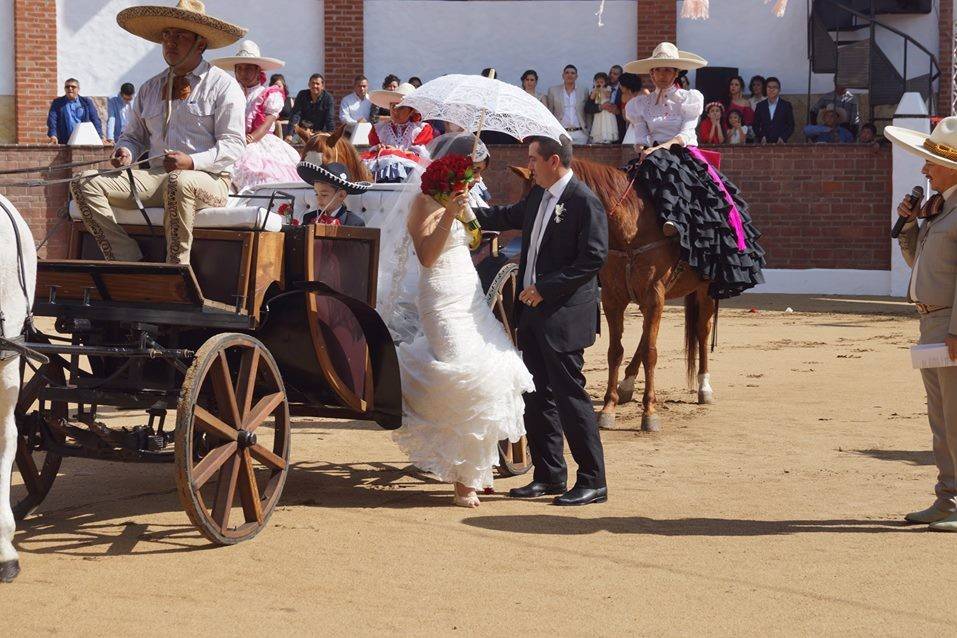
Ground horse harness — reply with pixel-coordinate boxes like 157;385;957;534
607;238;685;304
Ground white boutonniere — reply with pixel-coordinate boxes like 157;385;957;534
553;202;566;224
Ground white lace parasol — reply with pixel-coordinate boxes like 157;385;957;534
399;74;568;143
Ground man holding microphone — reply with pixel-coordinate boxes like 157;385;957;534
887;116;957;530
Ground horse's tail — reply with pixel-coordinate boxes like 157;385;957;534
684;292;699;388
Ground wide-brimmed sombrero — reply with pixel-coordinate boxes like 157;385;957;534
369;83;417;110
212;40;284;72
117;0;247;50
817;102;849;124
886;116;957;170
624;42;707;75
297;161;372;195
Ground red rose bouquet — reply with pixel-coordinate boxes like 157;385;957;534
421;154;482;249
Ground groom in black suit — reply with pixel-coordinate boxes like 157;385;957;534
475;136;609;505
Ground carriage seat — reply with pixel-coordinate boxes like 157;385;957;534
67;201;284;232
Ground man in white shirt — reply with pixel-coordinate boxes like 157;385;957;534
547;65;589;145
338;75;372;134
71;3;247;265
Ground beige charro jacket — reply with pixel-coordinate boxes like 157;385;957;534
899;190;957;335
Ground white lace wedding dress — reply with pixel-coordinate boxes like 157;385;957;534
392;217;534;490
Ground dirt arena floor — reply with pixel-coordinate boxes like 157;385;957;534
4;294;956;635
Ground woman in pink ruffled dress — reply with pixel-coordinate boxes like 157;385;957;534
212;40;301;191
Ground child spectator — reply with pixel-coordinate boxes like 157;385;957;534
727;110;748;144
589;72;618;144
698;101;726;144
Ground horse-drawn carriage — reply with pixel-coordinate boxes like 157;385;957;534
12;181;529;545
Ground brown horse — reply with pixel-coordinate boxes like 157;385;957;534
300;124;374;182
510;158;715;432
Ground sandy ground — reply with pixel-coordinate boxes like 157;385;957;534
3;294;956;636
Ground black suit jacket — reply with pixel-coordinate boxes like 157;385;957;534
474;175;608;352
752;98;795;143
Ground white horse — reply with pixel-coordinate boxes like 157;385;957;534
0;193;37;583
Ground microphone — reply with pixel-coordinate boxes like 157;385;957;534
891;185;924;239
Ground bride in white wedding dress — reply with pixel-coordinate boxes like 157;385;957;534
393;185;534;508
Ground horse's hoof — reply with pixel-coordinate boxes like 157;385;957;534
641;414;661;432
698;390;714;405
617;377;636;404
0;560;20;584
598;412;616;430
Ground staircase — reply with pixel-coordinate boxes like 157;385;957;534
809;0;939;121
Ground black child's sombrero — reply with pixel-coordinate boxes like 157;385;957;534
297;161;372;195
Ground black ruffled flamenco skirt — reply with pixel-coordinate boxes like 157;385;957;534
627;146;765;300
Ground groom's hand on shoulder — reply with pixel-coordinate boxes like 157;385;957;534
519;285;544;308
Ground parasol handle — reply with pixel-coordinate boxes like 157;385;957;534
472;68;496;161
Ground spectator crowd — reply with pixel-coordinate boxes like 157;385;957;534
47;64;879;147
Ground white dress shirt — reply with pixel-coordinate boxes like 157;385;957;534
525;169;574;288
561;88;582;129
117;59;246;175
339;91;373;126
627;86;703;147
767;98;779;120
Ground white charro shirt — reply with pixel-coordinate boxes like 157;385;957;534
524;169;575;289
561;87;582;129
626;85;703;147
909;184;957;302
117;59;246;175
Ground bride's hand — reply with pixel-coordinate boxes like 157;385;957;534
445;191;469;221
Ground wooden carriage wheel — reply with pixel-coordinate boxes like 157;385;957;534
485;262;534;478
175;333;290;545
12;343;67;521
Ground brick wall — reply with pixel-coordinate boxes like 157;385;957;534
637;0;677;59
938;0;953;116
324;0;364;113
14;0;58;144
482;143;892;271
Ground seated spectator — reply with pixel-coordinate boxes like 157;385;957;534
697;101;726;144
408;76;423;89
106;82;135;144
748;75;766;109
726;110;748;144
726;75;753;126
46;78;103;144
339;75;372;134
803;104;853;143
858;122;878;144
376;74;401;118
752;76;794;143
811;77;859;135
290;73;335;141
270;73;295;140
297;160;369;227
521;69;548;105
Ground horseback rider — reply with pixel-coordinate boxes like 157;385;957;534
71;0;247;265
623;42;765;299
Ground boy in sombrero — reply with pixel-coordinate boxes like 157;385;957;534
297;160;369;227
71;0;247;264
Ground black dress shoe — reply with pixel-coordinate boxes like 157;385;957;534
553;485;608;506
508;480;567;498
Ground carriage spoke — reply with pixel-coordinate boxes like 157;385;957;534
243;392;285;432
211;454;241;532
193;405;239;441
15;374;43;414
15;443;42;496
211;351;242;428
249;443;287;471
235;346;260;421
192;441;238;489
237;450;264;524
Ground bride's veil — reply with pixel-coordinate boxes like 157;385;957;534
363;166;425;344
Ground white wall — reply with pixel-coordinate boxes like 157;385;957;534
0;0;14;95
677;0;942;96
56;0;323;96
364;1;636;91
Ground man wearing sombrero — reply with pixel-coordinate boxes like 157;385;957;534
71;0;247;264
887;116;957;531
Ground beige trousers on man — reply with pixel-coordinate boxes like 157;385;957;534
919;309;957;512
71;167;230;264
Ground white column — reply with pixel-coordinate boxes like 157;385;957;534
891;93;930;298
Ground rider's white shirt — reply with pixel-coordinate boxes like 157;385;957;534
626;86;704;147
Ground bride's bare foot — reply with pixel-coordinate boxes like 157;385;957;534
453;482;480;508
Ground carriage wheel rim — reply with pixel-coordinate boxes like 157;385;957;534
175;334;290;544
